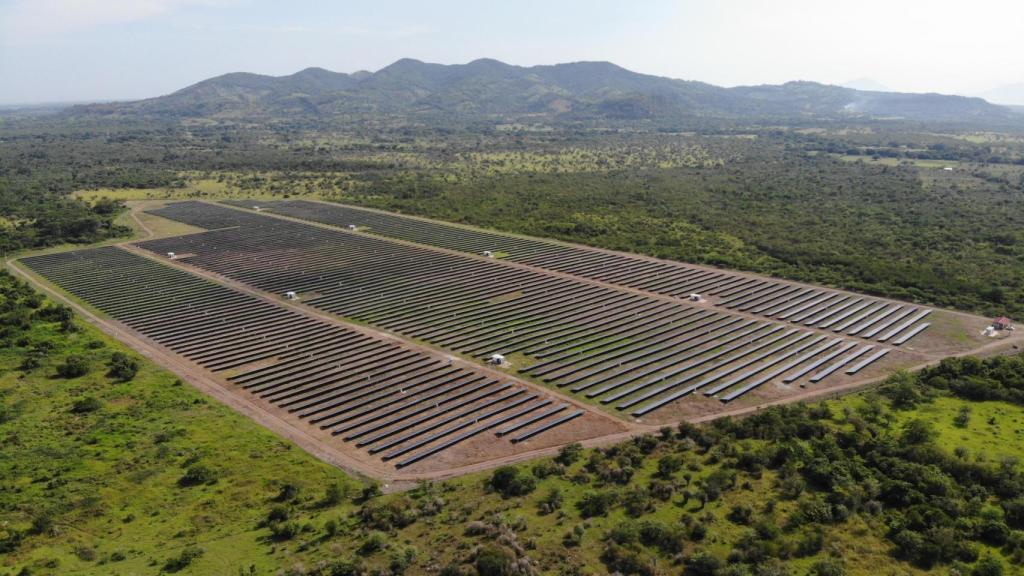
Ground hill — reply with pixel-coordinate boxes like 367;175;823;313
69;58;1014;124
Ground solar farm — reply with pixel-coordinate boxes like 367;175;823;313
15;199;995;480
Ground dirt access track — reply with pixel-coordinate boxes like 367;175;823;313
8;200;1023;486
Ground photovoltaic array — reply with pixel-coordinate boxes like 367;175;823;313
224;200;932;345
137;201;900;416
20;247;588;468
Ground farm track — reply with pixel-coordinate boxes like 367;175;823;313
138;202;958;416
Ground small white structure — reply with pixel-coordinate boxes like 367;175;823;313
348;224;357;231
166;252;176;259
688;293;702;301
483;250;494;258
488;353;506;365
943;166;954;171
252;205;261;211
285;291;299;300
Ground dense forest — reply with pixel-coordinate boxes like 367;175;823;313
1;116;1023;317
4;267;1024;575
0;176;128;254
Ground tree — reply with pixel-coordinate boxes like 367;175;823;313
684;550;722;576
489;466;536;498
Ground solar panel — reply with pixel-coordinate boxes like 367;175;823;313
893;323;930;345
844;349;890;375
509;410;584;443
808;346;873;382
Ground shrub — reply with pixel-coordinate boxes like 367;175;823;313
266;505;290;523
275;483;300;502
56;355;89;378
0;530;22;554
600;542;653;576
637;520;685;554
359;531;387;555
531;459;563;479
577;490;617;518
809;557;845;576
974;549;1007;569
657;454;683;478
328;559;365;576
623;487;653;517
106;351;139;382
684;550;722;576
70;396;102;414
19;352;42;370
358;496;418;530
322;482;347;507
726;504;754;525
649;479;674;501
901;419;936;445
537;487;563;514
163;546;204;572
389;545;417;574
475;544;515;576
360;483;382;501
555;443;583;466
29;511;54;535
324;519;339;537
178;464;218;487
268;520;301;541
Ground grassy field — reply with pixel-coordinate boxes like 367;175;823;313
5;277;1024;576
894;396;1024;463
0;295;367;574
5;207;1024;575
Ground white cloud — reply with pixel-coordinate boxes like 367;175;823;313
1;0;232;45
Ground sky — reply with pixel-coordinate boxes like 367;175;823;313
1;0;1023;105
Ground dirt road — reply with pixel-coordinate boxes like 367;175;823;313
7;200;1023;487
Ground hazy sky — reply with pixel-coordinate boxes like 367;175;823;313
2;0;1022;105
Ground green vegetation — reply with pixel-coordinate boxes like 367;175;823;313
351;140;1024;318
0;176;129;254
5;268;1024;575
4;101;1024;317
4;65;1024;574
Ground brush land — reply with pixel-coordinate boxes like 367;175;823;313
4;269;1024;576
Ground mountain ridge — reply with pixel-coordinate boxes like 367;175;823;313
69;58;1015;124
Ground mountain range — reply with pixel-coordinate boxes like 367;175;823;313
69;58;1016;124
